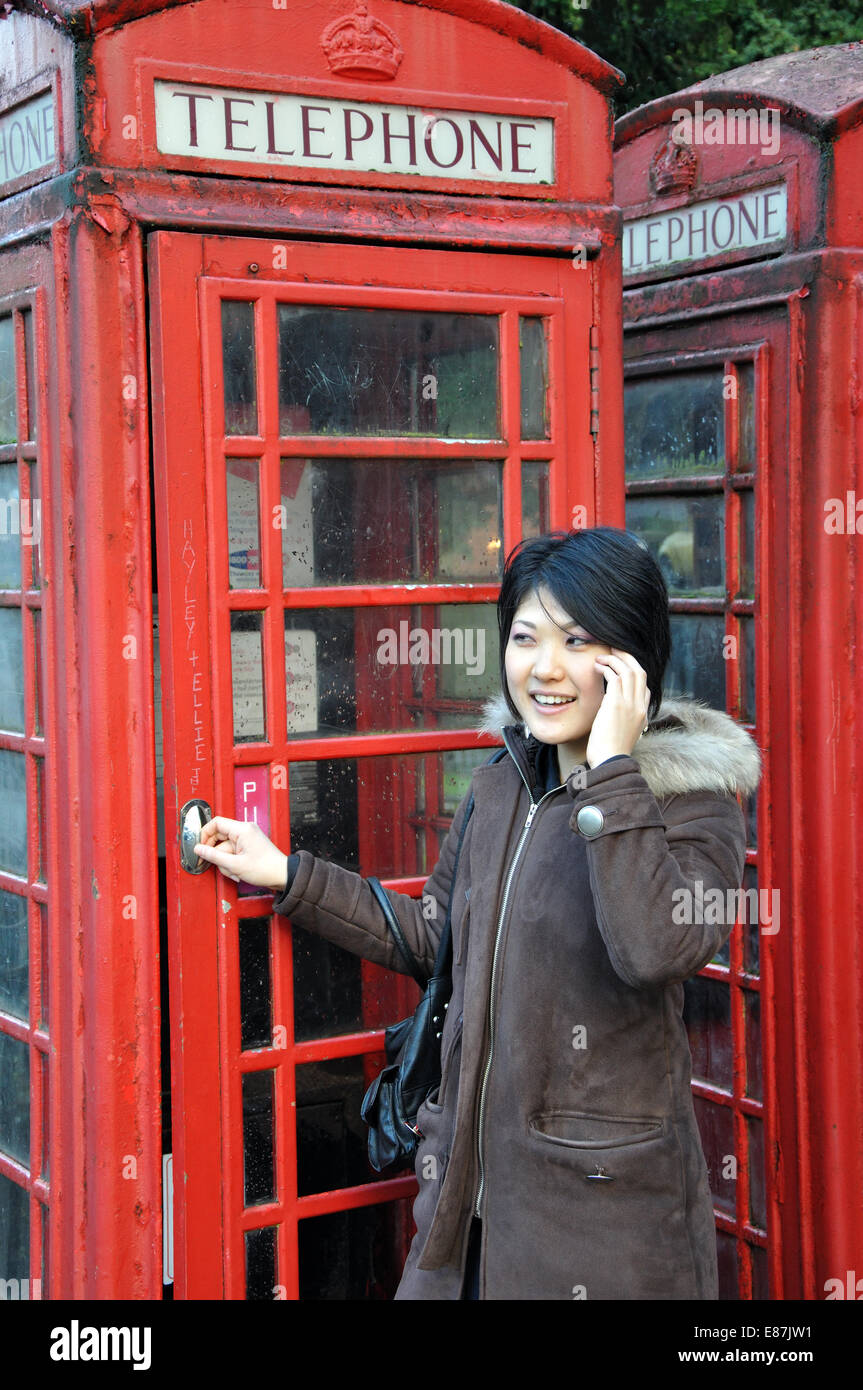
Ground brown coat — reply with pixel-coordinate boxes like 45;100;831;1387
273;694;762;1299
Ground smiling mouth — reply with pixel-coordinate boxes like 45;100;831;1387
530;693;577;708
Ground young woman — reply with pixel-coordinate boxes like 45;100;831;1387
194;527;762;1300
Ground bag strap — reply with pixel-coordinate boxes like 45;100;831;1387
367;876;427;989
432;745;507;982
369;745;508;988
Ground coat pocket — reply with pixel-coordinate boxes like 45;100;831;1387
528;1109;665;1150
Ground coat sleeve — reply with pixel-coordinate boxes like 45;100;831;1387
567;755;747;989
269;787;474;979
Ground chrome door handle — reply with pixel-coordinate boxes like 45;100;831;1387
180;798;213;874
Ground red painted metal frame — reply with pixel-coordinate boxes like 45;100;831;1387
150;230;601;1297
0;285;50;1297
621;281;813;1300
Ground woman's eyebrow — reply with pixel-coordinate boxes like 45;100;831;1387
513;618;584;632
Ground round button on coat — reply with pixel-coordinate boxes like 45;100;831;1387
576;805;605;837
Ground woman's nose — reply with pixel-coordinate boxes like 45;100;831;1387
531;643;564;679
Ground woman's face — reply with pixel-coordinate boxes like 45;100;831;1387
504;585;612;763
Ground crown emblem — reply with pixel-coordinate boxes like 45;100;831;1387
321;2;404;81
649;135;698;195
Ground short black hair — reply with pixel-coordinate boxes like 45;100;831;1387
497;527;671;722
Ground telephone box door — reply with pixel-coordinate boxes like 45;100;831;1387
148;230;593;1298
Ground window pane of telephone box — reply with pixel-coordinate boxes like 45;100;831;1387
683;975;733;1092
0;316;16;446
693;1096;736;1218
22;310;36;444
715;1229;739;1300
244;1225;276;1300
736;361;756;471
0;750;27;876
284;603;498;740
280;458;502;587
231;611;266;743
0;888;28;1020
0;607;25;732
239;918;272;1051
288;750;488;877
0;464;21;589
296;1056;389;1195
278;307;499;438
242;1068;276;1206
0;1171;29;1282
0;1030;30;1165
626;495;724;596
666;614;726;708
298;1199;412;1300
624;371;724;479
222;301;257;436
520;317;549;440
522;461;550;538
742;863;760;974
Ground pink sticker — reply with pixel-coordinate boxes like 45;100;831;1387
234;765;270;897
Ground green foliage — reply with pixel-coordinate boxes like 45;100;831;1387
510;0;863;113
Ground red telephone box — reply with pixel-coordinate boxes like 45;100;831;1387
0;0;623;1297
615;42;863;1301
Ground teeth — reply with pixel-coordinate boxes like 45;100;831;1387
533;694;575;705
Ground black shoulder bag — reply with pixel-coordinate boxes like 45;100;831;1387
360;748;506;1173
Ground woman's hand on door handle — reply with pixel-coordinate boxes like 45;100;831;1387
193;816;289;893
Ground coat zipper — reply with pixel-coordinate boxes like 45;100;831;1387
472;752;564;1220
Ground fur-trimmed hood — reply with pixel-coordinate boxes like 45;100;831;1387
478;690;762;800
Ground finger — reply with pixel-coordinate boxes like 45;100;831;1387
194;841;241;873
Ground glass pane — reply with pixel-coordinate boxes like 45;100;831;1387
683;975;733;1091
39;903;47;1029
36;759;45;884
239;917;272;1051
0;750;27;876
693;1096;736;1217
0;1171;29;1282
289;747;491;876
748;1114;767;1228
624;370;724;479
40;1051;48;1180
626;495;724;596
22;309;36;444
739;489;755;598
744;990;762;1101
0;607;24;731
298;1198;412;1300
750;1241;769;1299
739;616;756;723
32;608;43;737
222;301;258;436
716;1229;738;1300
744;786;758;852
227;458;261;589
296;1055;386;1196
284;602;498;739
278;306;499;438
742;863;759;974
520;316;549;439
244;1226;277;1300
242;1068;276;1206
0;1030;30;1164
522;461;549;538
0;316;16;446
737;361;755;470
666;614;726;707
280;457;502;587
0;889;28;1020
231;612;266;743
0;463;21;589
